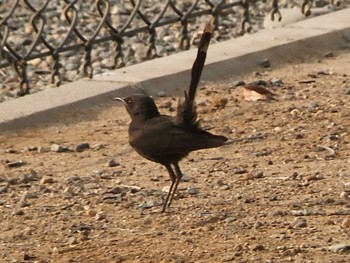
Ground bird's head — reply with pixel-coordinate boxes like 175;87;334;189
115;95;160;121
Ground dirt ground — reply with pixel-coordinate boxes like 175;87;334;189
1;47;350;263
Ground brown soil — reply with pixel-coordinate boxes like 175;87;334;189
1;49;350;263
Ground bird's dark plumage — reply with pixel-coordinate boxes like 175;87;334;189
117;18;227;212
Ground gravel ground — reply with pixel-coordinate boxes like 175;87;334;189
0;0;349;102
1;43;350;262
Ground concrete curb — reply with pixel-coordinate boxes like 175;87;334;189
1;8;350;131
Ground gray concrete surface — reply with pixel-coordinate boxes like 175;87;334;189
1;8;350;131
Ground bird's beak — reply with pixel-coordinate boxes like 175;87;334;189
114;97;126;105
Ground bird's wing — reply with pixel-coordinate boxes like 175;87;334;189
129;116;226;157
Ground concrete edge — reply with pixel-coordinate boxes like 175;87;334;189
0;8;350;132
0;83;134;131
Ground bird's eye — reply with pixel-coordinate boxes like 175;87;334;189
126;99;132;105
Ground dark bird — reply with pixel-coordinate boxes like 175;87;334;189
116;18;228;212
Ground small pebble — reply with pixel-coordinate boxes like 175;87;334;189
75;143;90;152
345;88;350;95
234;168;247;174
291;209;325;216
5;148;19;154
106;159;120;167
271;78;283;87
259;58;270;68
252;170;264;179
324;51;334;58
92;143;107;150
341;216;350;228
339;191;349;200
186;187;200;195
181;175;192;182
254;151;271;157
7;178;18;185
68;236;78;245
150;176;160;181
212;97;228;109
95;212;106;221
23;254;36;261
86;209;97;217
51;144;71;153
139;200;159;209
26;146;38;151
252;244;265;251
293;219;307;228
231;80;245;87
162;185;170;193
305;174;324;181
224;217;236;224
269;195;278;201
106;187;123;194
220;185;230;190
252;79;268;86
309;101;319;109
64;186;74;195
19;174;31;184
19;191;30;207
51;144;64;152
216;179;226;186
326;237;333;243
52;247;59;255
37;146;49;153
254;221;263;228
22;170;39;183
6;160;26;168
235;244;243;251
0;186;8;193
12;209;25;216
40;176;54;184
328;244;350;253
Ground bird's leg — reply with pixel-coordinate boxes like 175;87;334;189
167;162;183;208
162;163;176;212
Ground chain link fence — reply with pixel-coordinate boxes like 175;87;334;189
0;0;345;98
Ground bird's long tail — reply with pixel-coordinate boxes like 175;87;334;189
188;17;214;102
176;17;215;126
